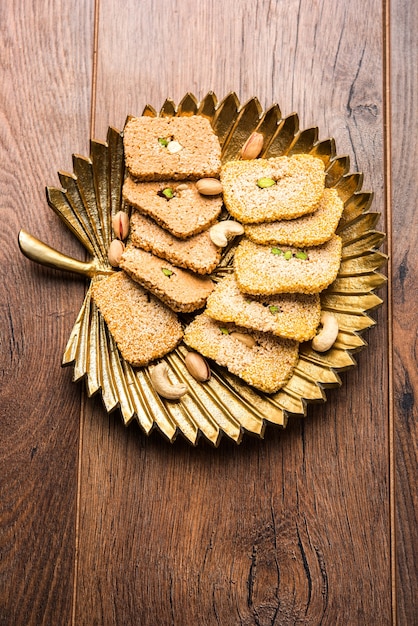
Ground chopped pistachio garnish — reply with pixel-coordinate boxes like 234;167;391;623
162;267;174;277
268;305;280;315
295;251;308;260
271;247;283;255
162;187;174;199
220;327;230;335
158;137;170;147
257;177;276;188
157;187;175;200
284;250;293;260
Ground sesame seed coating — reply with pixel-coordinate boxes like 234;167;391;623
221;154;326;223
234;235;343;295
205;274;321;342
183;314;299;394
244;188;344;247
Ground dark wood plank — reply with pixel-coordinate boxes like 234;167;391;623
0;2;93;624
72;1;392;624
390;0;418;623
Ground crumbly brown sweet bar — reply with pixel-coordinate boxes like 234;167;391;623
233;235;343;295
244;188;344;247
123;176;223;239
119;245;214;313
205;274;321;342
130;211;222;275
91;272;183;367
123;115;222;181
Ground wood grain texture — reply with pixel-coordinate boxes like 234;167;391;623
0;1;93;625
390;0;418;623
72;1;391;624
1;0;416;623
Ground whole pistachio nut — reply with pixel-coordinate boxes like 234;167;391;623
241;132;264;160
108;239;125;267
112;211;130;240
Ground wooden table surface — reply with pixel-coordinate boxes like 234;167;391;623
1;1;416;624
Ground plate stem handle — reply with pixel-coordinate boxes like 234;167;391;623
18;230;112;278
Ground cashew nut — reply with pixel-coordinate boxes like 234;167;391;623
150;362;188;400
209;221;244;247
312;312;339;352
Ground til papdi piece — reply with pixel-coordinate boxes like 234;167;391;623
233;235;343;295
244;188;344;247
129;211;222;275
205;274;321;342
221;154;325;223
183;314;299;394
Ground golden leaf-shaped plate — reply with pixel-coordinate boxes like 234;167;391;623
18;92;387;446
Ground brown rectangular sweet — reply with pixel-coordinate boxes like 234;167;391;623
130;211;222;275
183;313;299;394
123;115;222;181
91;271;183;367
123;177;223;239
119;245;214;313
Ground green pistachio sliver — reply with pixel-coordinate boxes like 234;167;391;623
162;267;173;277
162;187;174;199
271;247;283;255
284;250;293;260
158;137;169;147
220;327;230;335
257;177;275;188
295;251;308;260
268;305;280;315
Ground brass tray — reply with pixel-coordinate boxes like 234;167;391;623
18;92;387;446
